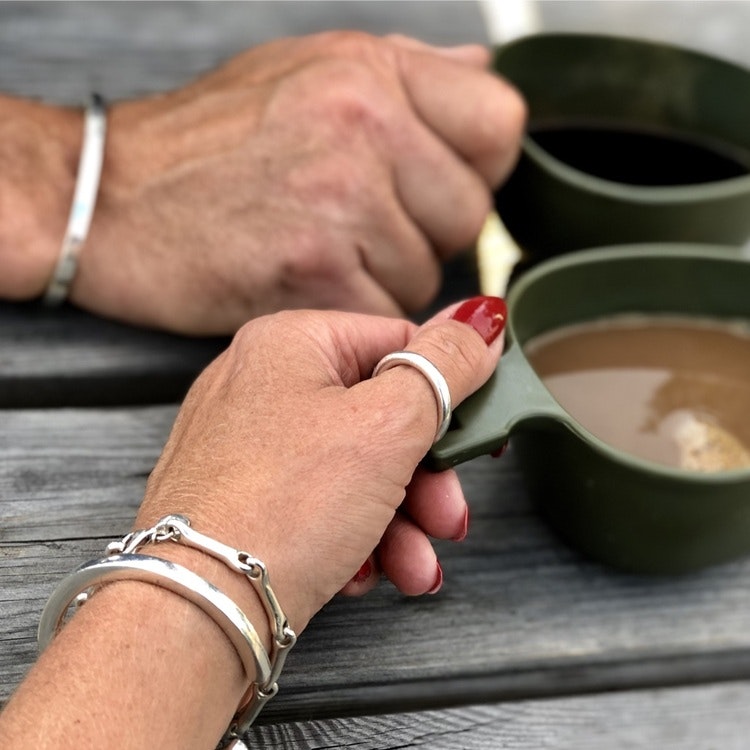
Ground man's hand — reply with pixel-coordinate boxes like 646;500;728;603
1;32;525;334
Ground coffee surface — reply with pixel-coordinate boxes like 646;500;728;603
524;315;750;471
530;123;750;186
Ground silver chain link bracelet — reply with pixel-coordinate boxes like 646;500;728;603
38;514;296;749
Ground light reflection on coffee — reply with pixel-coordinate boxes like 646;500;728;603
524;315;750;471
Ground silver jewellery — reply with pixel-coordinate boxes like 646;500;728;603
38;553;272;684
38;514;296;750
372;351;452;443
110;514;297;732
43;93;107;305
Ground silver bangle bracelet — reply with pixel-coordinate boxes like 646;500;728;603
37;553;272;687
43;92;107;305
111;515;297;737
39;516;297;749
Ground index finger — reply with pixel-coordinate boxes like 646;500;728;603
394;44;527;188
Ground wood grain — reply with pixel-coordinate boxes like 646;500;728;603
0;1;488;102
3;406;750;724
0;303;227;407
244;681;750;749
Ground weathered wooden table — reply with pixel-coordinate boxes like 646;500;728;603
3;3;750;747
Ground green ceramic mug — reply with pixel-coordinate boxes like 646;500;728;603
430;244;750;574
493;33;750;265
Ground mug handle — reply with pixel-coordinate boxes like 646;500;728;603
428;343;568;469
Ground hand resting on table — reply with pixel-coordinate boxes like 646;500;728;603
0;32;525;334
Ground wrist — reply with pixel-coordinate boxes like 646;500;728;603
116;520;293;739
136;503;315;637
119;513;302;733
0;95;82;300
140;539;275;657
18;538;274;749
27;573;249;748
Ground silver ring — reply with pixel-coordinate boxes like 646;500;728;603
372;351;452;443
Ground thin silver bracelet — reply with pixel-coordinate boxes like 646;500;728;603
43;92;107;305
39;516;296;749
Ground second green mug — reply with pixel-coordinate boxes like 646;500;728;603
493;33;750;264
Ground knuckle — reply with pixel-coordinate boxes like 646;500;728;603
318;30;396;68
283;35;399;141
317;63;392;140
272;50;397;146
476;79;527;149
286;150;370;211
321;30;377;56
230;314;272;352
476;82;528;186
281;233;338;283
232;309;291;344
232;309;324;360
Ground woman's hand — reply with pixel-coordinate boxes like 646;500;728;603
0;296;506;750
136;295;506;636
2;32;524;333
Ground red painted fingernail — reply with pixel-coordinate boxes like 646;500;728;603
451;296;507;345
427;561;443;595
353;560;372;583
451;506;469;542
491;441;509;458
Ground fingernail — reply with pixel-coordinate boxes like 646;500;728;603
451;296;507;345
491;441;509;458
353;559;372;583
427;561;443;595
451;506;469;542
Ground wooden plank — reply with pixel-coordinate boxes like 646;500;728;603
0;405;177;540
4;406;750;721
0;304;227;407
245;680;750;749
0;263;476;408
0;1;488;102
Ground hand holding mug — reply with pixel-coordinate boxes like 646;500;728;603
0;296;506;750
136;295;507;635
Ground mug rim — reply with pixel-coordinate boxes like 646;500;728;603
522;134;750;203
506;243;750;482
499;31;750;201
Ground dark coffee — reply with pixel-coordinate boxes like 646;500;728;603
530;123;750;186
524;315;750;471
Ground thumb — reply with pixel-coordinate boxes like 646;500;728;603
363;296;507;450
